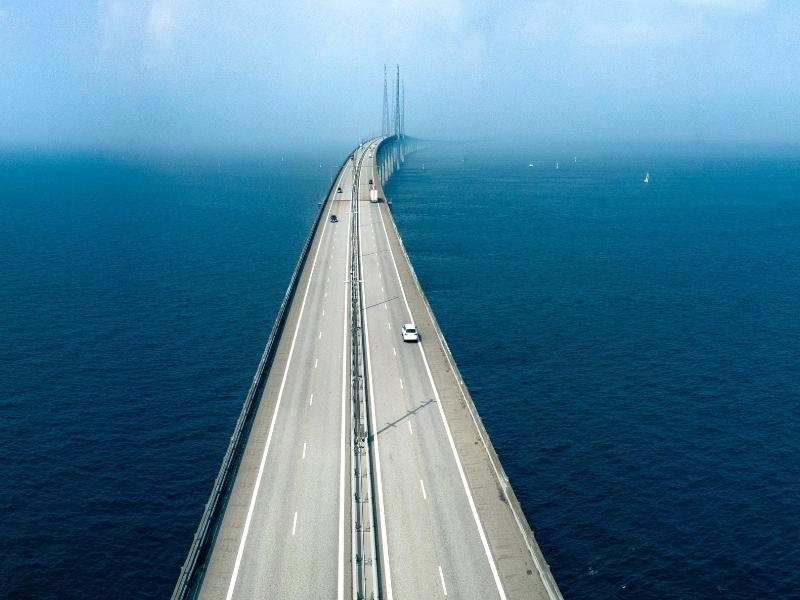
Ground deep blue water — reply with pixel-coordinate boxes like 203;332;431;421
1;144;799;598
0;151;334;598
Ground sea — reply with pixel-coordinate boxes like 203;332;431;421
1;142;798;599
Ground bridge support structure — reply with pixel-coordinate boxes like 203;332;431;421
375;135;420;189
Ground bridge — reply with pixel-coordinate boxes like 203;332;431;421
171;135;563;600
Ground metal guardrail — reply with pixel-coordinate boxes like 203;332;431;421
350;140;382;600
349;135;402;600
171;155;351;600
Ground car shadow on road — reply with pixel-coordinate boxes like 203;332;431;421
371;398;435;439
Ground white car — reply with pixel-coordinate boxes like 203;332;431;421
401;323;419;342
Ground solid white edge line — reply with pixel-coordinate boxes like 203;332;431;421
377;202;508;600
224;209;330;600
361;198;394;600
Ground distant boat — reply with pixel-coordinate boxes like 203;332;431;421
528;163;534;167
555;162;559;170
644;172;650;184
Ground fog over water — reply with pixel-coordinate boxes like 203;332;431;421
1;1;799;153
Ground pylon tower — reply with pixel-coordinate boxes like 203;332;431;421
382;65;390;137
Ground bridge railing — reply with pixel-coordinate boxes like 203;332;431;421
171;155;351;600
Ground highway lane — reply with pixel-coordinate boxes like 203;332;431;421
225;205;346;599
357;153;506;598
197;146;370;599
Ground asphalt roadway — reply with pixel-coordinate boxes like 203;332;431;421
195;139;562;599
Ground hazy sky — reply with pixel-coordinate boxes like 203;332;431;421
1;1;798;152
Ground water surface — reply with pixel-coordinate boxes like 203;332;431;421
1;143;798;598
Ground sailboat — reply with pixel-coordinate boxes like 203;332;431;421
644;171;650;184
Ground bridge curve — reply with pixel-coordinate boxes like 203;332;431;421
172;136;562;600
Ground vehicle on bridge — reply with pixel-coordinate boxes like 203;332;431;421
401;323;419;342
329;214;338;223
336;187;342;193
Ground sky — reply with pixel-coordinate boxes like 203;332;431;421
1;0;798;153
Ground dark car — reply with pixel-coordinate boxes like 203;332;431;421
336;187;342;193
330;214;338;223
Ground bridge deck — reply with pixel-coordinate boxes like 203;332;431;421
191;139;561;599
